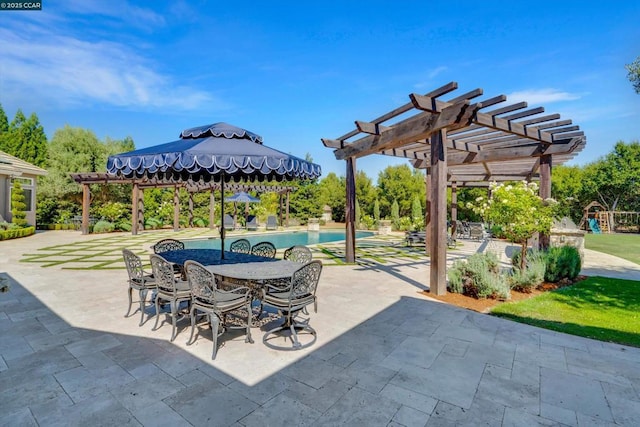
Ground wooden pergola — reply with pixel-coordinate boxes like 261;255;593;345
70;172;297;235
322;82;586;295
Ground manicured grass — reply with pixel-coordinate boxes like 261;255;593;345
585;233;640;265
491;276;640;347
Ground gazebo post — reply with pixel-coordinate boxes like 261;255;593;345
137;187;144;233
81;183;90;235
345;157;356;263
286;191;290;227
173;186;180;232
131;183;139;235
539;154;552;249
451;181;458;239
188;191;194;228
279;193;283;227
209;188;215;230
430;130;447;295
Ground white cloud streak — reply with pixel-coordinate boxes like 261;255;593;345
506;88;580;105
0;5;224;112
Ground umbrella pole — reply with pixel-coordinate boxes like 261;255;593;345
220;176;225;259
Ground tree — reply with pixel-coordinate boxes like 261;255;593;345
373;199;380;223
0;109;48;167
581;141;640;228
551;165;584;223
11;181;28;227
626;56;640;94
470;181;555;269
391;200;400;229
411;194;423;229
377;164;425;217
355;170;377;217
318;172;346;222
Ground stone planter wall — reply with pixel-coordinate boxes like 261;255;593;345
378;220;392;235
308;218;320;232
550;228;585;258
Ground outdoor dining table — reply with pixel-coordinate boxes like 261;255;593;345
158;248;276;267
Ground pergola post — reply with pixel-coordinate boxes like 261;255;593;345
279;193;283;226
286;191;290;227
188;192;194;228
424;171;431;255
209;189;216;230
539;154;552;249
173;186;180;232
429;130;448;295
345;157;357;263
131;183;139;235
451;181;458;239
137;187;144;232
81;183;90;235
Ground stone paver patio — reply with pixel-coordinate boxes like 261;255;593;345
1;230;639;426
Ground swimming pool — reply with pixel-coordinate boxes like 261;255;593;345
184;230;375;250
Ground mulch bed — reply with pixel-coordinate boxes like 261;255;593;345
421;276;588;313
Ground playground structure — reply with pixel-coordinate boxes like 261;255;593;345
578;201;640;233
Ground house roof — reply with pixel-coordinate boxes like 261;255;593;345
0;151;48;177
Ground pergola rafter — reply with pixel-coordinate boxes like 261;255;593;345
321;81;586;295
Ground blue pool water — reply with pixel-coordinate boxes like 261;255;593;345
184;230;375;250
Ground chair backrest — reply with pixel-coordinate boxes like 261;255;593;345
184;260;216;306
266;215;277;228
150;254;179;294
122;249;145;280
246;215;258;225
153;239;184;254
283;245;312;263
251;241;277;258
290;260;323;299
229;238;251;254
224;214;235;229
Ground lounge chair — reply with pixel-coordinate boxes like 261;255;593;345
246;215;258;231
266;215;278;230
223;214;235;231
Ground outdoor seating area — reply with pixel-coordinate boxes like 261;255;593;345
3;231;640;425
122;238;319;359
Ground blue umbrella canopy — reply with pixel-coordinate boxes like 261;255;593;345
106;122;322;182
225;191;260;203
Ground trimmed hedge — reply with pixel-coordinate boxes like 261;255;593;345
0;226;35;240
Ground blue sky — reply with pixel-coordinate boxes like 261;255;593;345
1;1;639;179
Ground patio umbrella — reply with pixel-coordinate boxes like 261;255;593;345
107;122;321;257
225;191;261;225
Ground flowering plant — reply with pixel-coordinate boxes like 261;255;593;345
467;181;556;268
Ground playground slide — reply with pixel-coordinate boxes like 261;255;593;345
588;218;601;234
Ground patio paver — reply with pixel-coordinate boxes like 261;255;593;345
1;230;640;425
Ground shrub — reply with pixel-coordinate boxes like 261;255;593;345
115;221;132;232
192;217;208;228
544;245;582;282
95;201;130;223
509;250;546;292
144;217;163;230
11;181;28;227
92;220;114;233
0;226;35;240
447;252;510;300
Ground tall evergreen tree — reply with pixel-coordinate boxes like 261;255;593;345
0;109;48;167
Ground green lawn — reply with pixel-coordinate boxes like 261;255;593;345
585;233;640;265
491;276;640;347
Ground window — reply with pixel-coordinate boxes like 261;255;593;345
11;177;34;212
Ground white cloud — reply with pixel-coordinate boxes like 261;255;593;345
506;88;581;105
0;27;223;111
61;0;166;29
413;66;449;89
